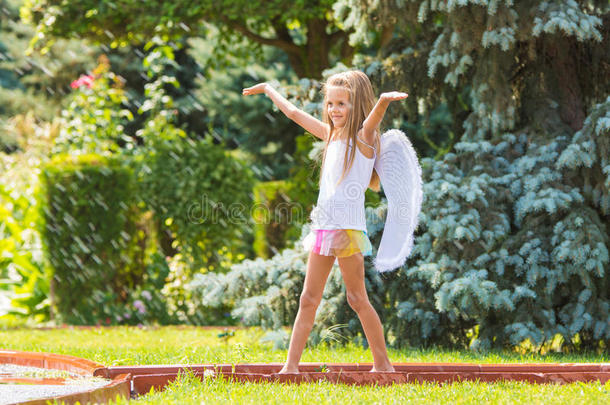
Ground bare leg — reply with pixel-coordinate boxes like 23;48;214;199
337;253;394;372
278;251;336;374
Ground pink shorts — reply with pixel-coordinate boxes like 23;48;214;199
302;229;373;258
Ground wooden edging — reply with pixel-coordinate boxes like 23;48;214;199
0;350;130;404
0;350;104;376
107;362;610;394
3;350;609;401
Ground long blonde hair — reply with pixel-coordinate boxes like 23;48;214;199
320;70;381;192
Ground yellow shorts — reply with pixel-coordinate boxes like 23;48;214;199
302;229;372;257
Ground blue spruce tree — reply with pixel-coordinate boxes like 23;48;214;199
337;0;609;350
190;1;608;351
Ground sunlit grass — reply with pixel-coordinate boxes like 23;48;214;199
116;371;609;405
1;325;608;404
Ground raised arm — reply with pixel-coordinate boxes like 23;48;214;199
242;83;329;140
361;91;408;144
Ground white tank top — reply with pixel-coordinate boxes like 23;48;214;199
310;135;376;231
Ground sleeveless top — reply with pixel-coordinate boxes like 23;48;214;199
310;135;377;231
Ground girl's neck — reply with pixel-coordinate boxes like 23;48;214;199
330;127;349;141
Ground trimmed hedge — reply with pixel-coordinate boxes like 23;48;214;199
39;153;146;324
136;135;255;272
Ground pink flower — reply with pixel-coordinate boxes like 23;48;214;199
70;74;95;89
133;300;146;315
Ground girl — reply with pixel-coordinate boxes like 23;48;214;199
242;70;407;373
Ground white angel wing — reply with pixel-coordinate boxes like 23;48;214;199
373;129;423;272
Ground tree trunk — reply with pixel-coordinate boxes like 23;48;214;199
270;18;353;78
545;38;586;131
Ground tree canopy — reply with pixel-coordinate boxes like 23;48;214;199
22;0;360;77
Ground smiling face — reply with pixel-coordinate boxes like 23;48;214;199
325;86;351;130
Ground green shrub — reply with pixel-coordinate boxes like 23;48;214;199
39;153;148;324
136;126;255;273
0;182;50;321
110;252;176;326
52;57;134;155
161;253;235;326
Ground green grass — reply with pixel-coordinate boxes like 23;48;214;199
1;325;608;404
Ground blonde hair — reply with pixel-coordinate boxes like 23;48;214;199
320;70;381;192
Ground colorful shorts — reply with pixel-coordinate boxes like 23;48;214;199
302;229;373;258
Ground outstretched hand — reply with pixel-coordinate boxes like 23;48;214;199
242;83;268;96
380;91;408;102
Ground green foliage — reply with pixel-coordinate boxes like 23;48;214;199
557;96;610;215
0;0;97;121
23;0;356;77
110;252;175;326
394;118;609;350
0;183;50;321
1;30;263;326
114;39;209;142
0;124;19;154
135;119;256;271
0;115;56;322
281;133;330;246
161;253;235;326
52;56;134;155
190;44;301;180
39;153;148;324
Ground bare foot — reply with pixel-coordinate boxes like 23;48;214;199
278;365;300;374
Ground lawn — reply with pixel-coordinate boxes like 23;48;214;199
1;325;608;404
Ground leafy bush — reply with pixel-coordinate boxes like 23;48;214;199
161;253;235;326
39;153;149;324
101;252;175;326
0;115;58;322
135;120;256;272
52;56;134;155
190;43;302;180
0;183;50;321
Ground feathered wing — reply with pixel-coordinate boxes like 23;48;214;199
372;129;423;272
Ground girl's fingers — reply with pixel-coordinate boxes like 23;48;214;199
381;91;408;101
242;84;264;95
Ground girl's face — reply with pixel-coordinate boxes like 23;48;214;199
326;86;351;129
